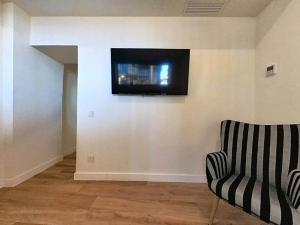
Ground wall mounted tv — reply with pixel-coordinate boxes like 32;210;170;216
111;48;190;95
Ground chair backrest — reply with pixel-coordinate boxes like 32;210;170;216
220;120;300;191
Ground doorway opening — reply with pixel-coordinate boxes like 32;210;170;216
34;45;78;162
62;64;78;157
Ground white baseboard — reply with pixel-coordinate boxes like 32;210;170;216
3;155;63;187
74;172;207;183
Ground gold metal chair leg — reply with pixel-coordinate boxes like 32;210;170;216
208;195;220;225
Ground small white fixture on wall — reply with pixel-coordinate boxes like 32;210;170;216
87;154;95;163
88;111;95;118
266;64;277;76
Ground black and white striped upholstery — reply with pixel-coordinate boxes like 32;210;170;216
206;120;300;225
288;170;300;209
206;151;228;183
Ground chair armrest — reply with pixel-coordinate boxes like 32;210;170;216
287;169;300;209
206;151;228;185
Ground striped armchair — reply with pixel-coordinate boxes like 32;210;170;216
206;120;300;225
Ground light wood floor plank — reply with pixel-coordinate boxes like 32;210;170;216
0;153;266;225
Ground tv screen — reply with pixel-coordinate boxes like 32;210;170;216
111;48;190;95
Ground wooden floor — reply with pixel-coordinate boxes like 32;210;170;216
0;154;266;225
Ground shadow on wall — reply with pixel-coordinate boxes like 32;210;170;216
256;0;292;46
115;96;186;104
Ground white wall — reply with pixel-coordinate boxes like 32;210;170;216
31;17;255;49
1;2;15;187
62;64;77;156
255;0;300;123
76;48;254;182
1;3;64;186
0;1;2;132
31;17;256;182
0;0;4;186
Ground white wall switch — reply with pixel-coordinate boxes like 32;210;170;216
88;111;95;118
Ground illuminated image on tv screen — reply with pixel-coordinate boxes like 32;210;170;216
117;63;171;86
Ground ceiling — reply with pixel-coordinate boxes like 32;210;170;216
34;46;78;64
5;0;272;17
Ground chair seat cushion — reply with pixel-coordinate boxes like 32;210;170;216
209;174;300;225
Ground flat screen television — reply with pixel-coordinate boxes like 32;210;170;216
111;48;190;95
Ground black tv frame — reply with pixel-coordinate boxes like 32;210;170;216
111;48;190;95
